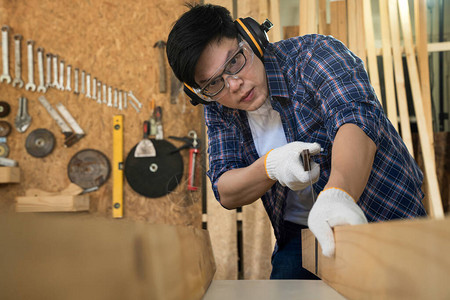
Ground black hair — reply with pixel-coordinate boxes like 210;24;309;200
166;3;238;88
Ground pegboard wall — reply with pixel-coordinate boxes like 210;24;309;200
0;0;203;227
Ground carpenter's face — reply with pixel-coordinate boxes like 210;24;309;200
194;37;268;111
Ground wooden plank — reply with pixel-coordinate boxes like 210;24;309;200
428;41;450;52
302;217;450;299
397;0;443;218
414;0;433;141
318;0;329;36
15;195;90;212
388;0;414;156
0;167;20;183
0;213;216;300
299;0;317;35
347;0;358;53
379;0;398;131
362;0;382;102
329;0;347;45
354;0;367;62
242;200;273;279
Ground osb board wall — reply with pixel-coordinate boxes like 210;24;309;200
0;0;204;227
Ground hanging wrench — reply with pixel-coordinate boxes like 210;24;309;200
123;90;128;109
12;34;24;88
128;91;143;109
97;81;102;103
92;77;97;100
80;70;85;94
118;90;123;110
25;40;36;91
86;73;91;98
66;64;71;91
73;68;79;94
14;96;32;133
107;86;112;106
45;53;52;88
52;54;59;88
113;88;118;107
1;26;12;84
102;83;107;103
58;60;65;91
37;48;47;93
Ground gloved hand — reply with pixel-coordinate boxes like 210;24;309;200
307;187;368;257
264;142;321;191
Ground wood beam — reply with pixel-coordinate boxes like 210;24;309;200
0;214;215;300
302;217;450;300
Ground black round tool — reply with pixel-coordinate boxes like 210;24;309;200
0;101;11;118
0;121;12;137
25;128;55;158
124;139;183;198
68;149;111;189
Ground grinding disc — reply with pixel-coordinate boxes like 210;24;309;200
0;143;9;157
25;128;55;158
125;139;183;198
0;101;11;118
0;121;11;137
68;149;111;189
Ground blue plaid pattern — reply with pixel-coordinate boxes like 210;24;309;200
205;34;426;244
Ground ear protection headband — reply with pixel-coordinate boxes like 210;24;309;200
184;17;273;106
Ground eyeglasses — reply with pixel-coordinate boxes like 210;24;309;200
197;39;254;100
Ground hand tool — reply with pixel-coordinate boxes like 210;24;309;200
153;40;167;93
38;96;84;147
97;81;102;104
92;77;97;100
102;83;107;103
169;130;200;191
15;96;32;133
0;157;18;167
52;55;59;88
107;86;112;106
113;88;118;107
128;91;142;109
68;149;111;189
80;70;85;94
134;120;156;158
37;48;47;93
129;99;140;113
154;106;163;140
45;53;52;88
25;128;55;158
0;101;11;117
149;99;156;136
86;73;91;98
300;148;316;202
0;26;11;84
25;40;36;91
73;68;79;94
124;138;183;198
12;34;24;88
0;120;11;137
123;90;128;108
118;90;123;110
55;102;85;146
170;70;182;104
58;60;65;91
66;65;72;92
112;115;123;218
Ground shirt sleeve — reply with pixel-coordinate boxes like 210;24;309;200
299;35;384;145
204;104;247;206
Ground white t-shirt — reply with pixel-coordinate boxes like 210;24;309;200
247;98;314;226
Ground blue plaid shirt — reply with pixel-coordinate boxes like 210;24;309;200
205;34;426;245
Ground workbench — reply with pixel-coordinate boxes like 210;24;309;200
203;280;346;299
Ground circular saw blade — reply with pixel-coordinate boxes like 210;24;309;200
25;128;55;158
0;121;11;137
124;139;183;198
68;149;111;189
0;101;11;118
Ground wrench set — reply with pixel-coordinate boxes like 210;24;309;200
0;25;143;113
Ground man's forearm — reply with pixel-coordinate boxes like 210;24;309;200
217;156;275;209
325;123;377;201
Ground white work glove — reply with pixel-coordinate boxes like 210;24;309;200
264;142;321;191
307;187;368;257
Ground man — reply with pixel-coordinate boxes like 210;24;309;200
166;4;426;279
